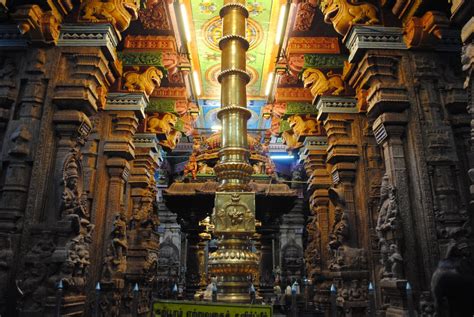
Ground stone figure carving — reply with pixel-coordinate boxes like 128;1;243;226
80;0;140;32
376;174;404;280
388;244;403;279
319;0;379;36
61;154;89;219
431;241;474;317
198;162;214;175
147;113;178;135
102;213;128;280
159;129;181;150
327;188;367;271
305;217;321;278
16;237;56;310
183;155;198;179
281;130;302;150
302;68;345;97
123;66;163;96
328;207;349;252
287;115;319;136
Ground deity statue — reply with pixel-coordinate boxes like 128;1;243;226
61;157;88;219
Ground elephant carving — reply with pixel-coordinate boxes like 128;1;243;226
320;0;379;36
302;68;345;97
81;0;140;32
123;66;163;96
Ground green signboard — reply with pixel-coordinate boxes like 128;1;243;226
152;300;272;317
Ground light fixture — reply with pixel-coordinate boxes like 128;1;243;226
270;154;294;160
275;4;287;45
192;71;201;96
180;3;192;43
211;124;221;131
265;72;274;96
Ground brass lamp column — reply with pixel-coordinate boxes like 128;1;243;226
209;0;259;303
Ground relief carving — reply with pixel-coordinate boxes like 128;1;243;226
183;155;198;179
287;114;320;138
376;174;404;280
146;112;178;135
214;193;255;232
80;0;140;32
302;68;345;97
139;0;171;30
123;66;163;96
102;213;128;280
294;1;317;31
16;150;94;313
320;0;379;36
328;190;367;271
159;129;181;151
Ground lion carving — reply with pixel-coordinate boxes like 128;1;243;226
287;115;319;136
146;113;178;135
302;68;345;97
282;130;302;150
320;0;379;36
159;130;181;151
197;162;214;175
81;0;140;32
123;66;163;96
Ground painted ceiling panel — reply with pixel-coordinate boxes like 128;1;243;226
190;0;273;100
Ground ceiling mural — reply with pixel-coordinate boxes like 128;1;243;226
190;0;274;99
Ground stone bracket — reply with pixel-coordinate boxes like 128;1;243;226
344;26;407;63
315;96;358;121
105;92;148;120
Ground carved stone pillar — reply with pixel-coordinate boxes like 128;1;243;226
304;136;331;282
123;133;161;316
316;96;370;315
99;93;144;316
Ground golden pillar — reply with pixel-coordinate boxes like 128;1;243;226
209;0;259;303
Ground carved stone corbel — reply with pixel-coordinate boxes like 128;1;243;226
319;0;380;36
79;0;140;33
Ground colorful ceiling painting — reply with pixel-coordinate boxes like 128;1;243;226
189;0;274;99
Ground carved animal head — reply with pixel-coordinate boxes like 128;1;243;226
321;0;342;24
302;68;324;88
147;67;164;88
163;113;178;128
123;0;140;20
287;115;303;129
